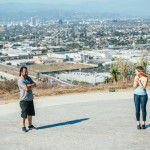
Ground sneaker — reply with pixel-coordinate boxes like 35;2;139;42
28;125;37;130
142;125;146;129
22;127;27;132
137;125;141;129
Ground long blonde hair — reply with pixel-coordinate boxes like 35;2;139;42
136;66;148;78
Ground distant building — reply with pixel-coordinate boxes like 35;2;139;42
56;72;112;85
20;22;24;27
5;60;35;66
31;17;36;26
36;19;39;26
113;19;118;23
59;18;63;25
0;27;4;32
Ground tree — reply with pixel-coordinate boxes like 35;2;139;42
43;78;48;83
120;63;128;81
126;63;136;80
136;37;147;44
137;56;148;72
37;72;40;81
98;63;104;70
110;64;119;82
104;77;111;83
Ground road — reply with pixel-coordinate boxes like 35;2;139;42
0;91;150;150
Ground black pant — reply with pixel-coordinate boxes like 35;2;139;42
134;94;148;121
20;101;35;119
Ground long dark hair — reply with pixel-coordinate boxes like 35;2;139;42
19;66;27;76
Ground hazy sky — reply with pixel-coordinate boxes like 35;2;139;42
1;0;90;3
0;0;144;4
0;0;149;15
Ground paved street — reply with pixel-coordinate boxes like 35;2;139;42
0;92;150;150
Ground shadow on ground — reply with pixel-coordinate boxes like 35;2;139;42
37;118;90;130
146;124;150;129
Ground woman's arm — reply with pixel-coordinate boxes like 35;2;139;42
138;77;148;90
133;76;138;89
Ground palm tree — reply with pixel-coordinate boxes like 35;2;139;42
121;63;128;81
110;64;119;82
130;63;136;79
141;56;148;72
104;76;111;83
137;56;148;72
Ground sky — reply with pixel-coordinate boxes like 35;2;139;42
0;0;149;16
1;0;94;3
0;0;147;4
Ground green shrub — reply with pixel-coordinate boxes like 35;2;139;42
72;80;79;85
109;87;116;92
80;81;90;85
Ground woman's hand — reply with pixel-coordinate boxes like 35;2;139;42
135;78;139;83
135;76;139;83
138;77;148;90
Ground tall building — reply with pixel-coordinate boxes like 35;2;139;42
59;18;63;25
31;17;36;26
20;21;23;27
36;19;39;26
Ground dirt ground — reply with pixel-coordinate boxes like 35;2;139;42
27;63;95;73
0;83;136;105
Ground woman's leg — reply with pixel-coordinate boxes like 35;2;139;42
134;94;141;125
141;95;148;125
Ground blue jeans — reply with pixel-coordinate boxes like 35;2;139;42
134;94;148;121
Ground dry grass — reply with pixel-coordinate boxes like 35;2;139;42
0;79;143;105
27;63;95;73
0;66;19;77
